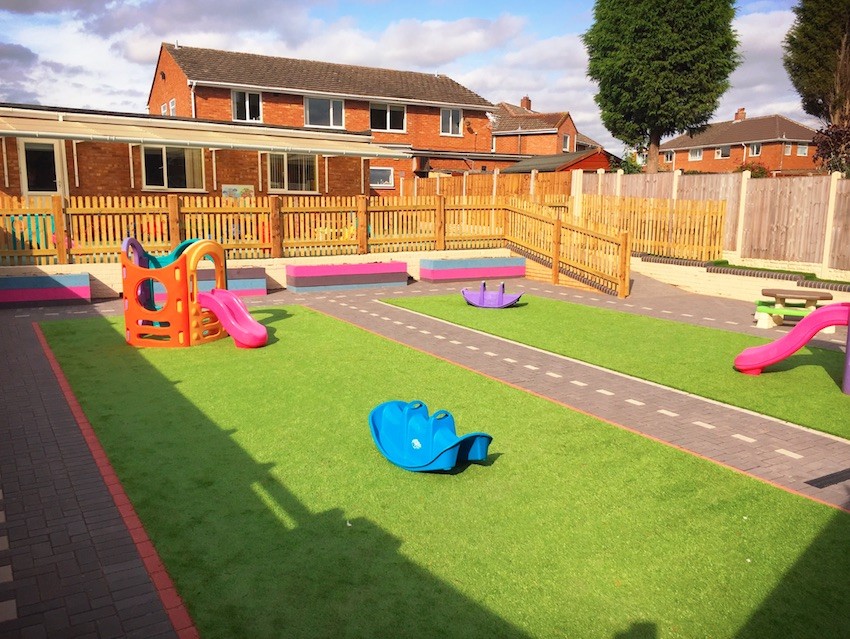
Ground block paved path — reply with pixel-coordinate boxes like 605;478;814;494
1;272;848;637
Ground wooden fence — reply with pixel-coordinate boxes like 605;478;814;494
400;171;572;199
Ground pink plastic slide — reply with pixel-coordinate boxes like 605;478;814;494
197;289;268;348
734;303;850;376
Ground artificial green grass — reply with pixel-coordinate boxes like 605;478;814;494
41;309;850;639
386;294;850;439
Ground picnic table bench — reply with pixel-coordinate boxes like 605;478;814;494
754;288;834;331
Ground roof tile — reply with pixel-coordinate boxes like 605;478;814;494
660;114;816;150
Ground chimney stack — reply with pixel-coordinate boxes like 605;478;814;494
734;107;746;121
520;95;532;111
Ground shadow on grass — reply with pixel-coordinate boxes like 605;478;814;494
46;316;532;639
755;348;847;392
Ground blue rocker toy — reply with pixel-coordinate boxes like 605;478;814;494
369;400;493;472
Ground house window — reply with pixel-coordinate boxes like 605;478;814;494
21;141;60;193
160;103;168;116
562;135;571;152
749;143;762;157
232;91;261;122
784;142;792;156
664;151;674;163
268;153;318;192
305;97;343;128
440;108;461;136
143;146;204;190
169;99;177;117
688;148;703;161
797;142;809;156
715;145;731;159
370;167;394;188
370;103;405;131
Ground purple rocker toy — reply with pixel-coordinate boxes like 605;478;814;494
461;281;523;308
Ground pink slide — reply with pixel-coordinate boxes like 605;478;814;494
734;303;850;377
197;289;268;348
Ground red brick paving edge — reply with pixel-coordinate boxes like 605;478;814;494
32;322;202;639
309;307;850;516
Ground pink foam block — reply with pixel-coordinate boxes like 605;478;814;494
286;261;406;278
420;266;525;281
0;286;91;302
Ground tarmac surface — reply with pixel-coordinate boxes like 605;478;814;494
1;271;849;637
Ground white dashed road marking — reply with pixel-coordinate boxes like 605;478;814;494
733;434;756;443
693;421;716;430
777;449;803;460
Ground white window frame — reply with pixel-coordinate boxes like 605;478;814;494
440;108;462;137
688;148;703;161
715;145;731;159
232;90;261;122
168;98;177;117
141;145;205;191
797;142;809;156
369;167;394;189
562;134;571;152
160;103;168;116
370;103;406;132
305;97;344;128
784;142;792;156
267;153;319;193
664;151;674;163
749;142;762;157
18;139;64;197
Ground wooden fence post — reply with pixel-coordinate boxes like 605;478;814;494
530;169;537;201
435;194;446;251
492;168;499;203
570;169;583;221
615;168;624;197
551;218;561;285
357;194;369;254
596;168;605;195
618;231;631;298
167;194;180;250
821;171;841;277
269;195;282;258
52;195;68;265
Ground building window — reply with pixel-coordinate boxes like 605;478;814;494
369;167;394;188
664;151;674;163
160;103;168;116
749;143;762;157
232;91;261;122
688;148;703;161
440;108;462;136
21;141;59;193
370;103;405;131
268;153;317;192
305;97;343;128
143;146;204;190
784;142;792;156
715;145;731;159
562;135;571;152
797;142;809;156
169;98;177;117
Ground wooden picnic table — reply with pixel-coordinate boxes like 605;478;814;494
756;288;834;330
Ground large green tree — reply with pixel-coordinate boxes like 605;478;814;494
783;0;850;126
583;0;739;173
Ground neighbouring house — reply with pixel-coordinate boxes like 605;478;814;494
0;103;408;200
658;108;819;175
501;149;617;174
491;97;602;157
148;43;539;196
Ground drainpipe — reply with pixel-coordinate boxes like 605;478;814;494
190;81;197;119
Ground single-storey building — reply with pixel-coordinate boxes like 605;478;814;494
0;103;409;199
501;149;616;174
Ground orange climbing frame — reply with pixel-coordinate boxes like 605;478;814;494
121;239;228;348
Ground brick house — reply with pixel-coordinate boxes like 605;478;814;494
658;108;819;175
501;148;617;175
149;43;540;195
492;97;602;157
0;103;407;199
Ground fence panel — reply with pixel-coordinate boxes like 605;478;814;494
180;196;273;260
619;172;676;198
368;196;437;253
67;196;170;264
0;196;57;266
279;196;359;258
678;173;742;251
445;196;504;250
742;176;830;263
830;180;850;271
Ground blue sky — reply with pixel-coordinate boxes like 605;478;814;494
0;0;809;154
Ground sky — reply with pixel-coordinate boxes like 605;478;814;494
0;0;814;155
